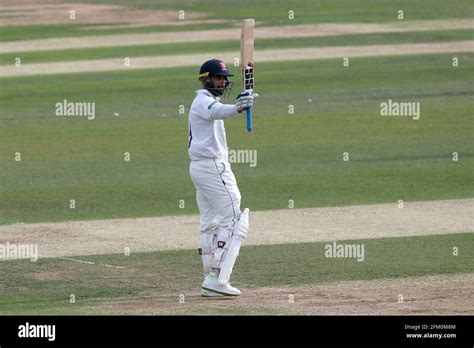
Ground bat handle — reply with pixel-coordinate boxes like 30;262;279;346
246;106;253;132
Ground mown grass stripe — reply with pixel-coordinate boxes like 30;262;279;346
1;29;472;65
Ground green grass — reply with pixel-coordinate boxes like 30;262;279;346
1;53;473;224
1;29;472;65
64;0;474;25
1;0;473;41
0;22;235;42
0;233;472;314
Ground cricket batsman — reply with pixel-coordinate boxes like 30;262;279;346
188;59;257;296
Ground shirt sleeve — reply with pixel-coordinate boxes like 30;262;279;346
198;97;238;120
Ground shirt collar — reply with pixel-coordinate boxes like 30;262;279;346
195;89;215;99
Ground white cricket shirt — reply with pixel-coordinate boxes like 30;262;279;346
188;89;238;161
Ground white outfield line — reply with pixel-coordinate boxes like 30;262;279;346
49;256;126;269
0;198;472;260
1;40;473;77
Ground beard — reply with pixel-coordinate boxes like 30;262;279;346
200;77;232;97
214;86;225;95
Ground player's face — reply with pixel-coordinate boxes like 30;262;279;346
211;75;228;93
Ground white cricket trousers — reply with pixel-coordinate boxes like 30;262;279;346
189;157;241;233
189;157;242;276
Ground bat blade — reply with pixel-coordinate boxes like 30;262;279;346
241;19;254;70
241;19;254;132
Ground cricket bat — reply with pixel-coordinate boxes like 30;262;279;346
241;19;254;132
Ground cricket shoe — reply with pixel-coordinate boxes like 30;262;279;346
201;274;225;297
202;274;241;296
201;288;225;297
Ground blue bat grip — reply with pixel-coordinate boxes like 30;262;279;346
246;106;253;132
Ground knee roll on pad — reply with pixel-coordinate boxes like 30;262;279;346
198;218;218;256
233;209;249;240
200;218;218;235
198;232;216;256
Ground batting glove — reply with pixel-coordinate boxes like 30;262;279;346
236;92;259;113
